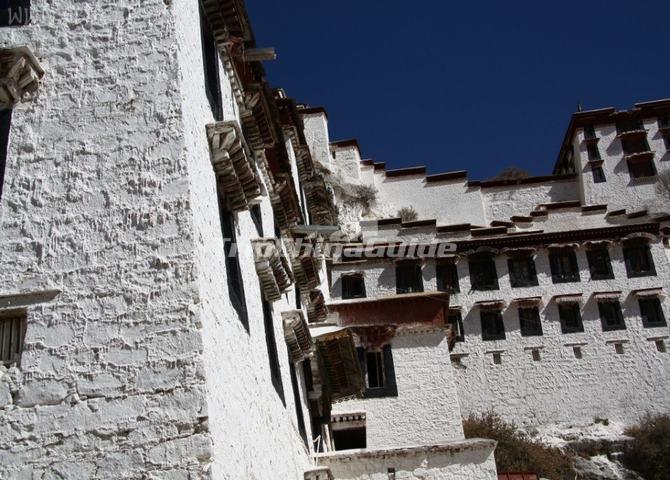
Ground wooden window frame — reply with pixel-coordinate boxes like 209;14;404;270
436;262;459;293
341;273;366;300
549;249;580;284
586;247;614;280
469;254;499;291
0;309;27;367
507;255;538;288
623;241;656;278
518;306;543;337
395;262;423;294
639;297;667;328
199;3;224;121
558;303;584;334
357;345;398;398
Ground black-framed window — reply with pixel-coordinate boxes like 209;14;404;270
0;1;30;27
639;298;667;328
519;306;543;336
469;254;499;291
0;310;26;366
549;249;580;283
447;310;464;342
623;241;656;278
357;345;397;398
395;262;423;294
558;303;584;333
587;143;601;161
627;157;656;179
586;248;614;280
436;262;459;293
250;204;263;236
289;360;308;446
584;124;597;139
263;299;284;402
0;109;11;201
219;197;249;329
199;3;223;121
507;256;538;288
592;166;606;183
481;310;505;341
598;300;626;331
621;136;650;155
342;274;366;300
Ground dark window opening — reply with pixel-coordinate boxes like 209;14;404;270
586;248;614;280
598;300;626;331
219;197;249;329
587;143;601;160
617;118;644;134
395;262;423;294
558;303;584;334
0;109;12;201
492;352;502;364
621;136;650;155
447;311;465;342
289;360;308;446
573;346;583;359
627;157;656;179
436;262;459;293
263;299;284;402
584;125;597;139
664;136;670;151
302;358;314;393
639;298;666;328
469;254;499;291
295;285;301;309
342;274;366;299
623;241;656;278
592;166;606;183
0;1;30;27
519;306;543;337
531;349;541;361
333;427;366;451
549;249;580;283
0;310;26;366
481;310;505;341
199;4;223;121
507;256;538;288
659;115;670;130
357;345;397;398
615;343;625;355
250;204;263;236
366;351;384;388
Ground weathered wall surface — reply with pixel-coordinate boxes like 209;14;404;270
173;3;311;479
0;1;311;479
481;178;579;222
332;331;465;449
319;440;498;480
0;2;212;478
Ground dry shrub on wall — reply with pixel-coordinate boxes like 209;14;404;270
463;412;574;479
489;166;531;181
397;206;418;222
621;414;670;480
353;185;377;211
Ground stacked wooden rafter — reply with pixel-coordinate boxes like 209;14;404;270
200;0;249;43
304;175;336;225
241;84;277;152
0;47;45;110
282;310;314;362
270;174;301;231
291;251;321;292
295;146;316;184
306;289;327;323
252;239;293;302
206;121;262;212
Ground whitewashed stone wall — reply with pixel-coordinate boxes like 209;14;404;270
301;111;332;170
0;1;311;478
481;178;578;222
331;331;465;449
577;118;670;213
319;439;498;480
331;238;670;427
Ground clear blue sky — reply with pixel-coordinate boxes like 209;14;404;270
246;0;669;180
